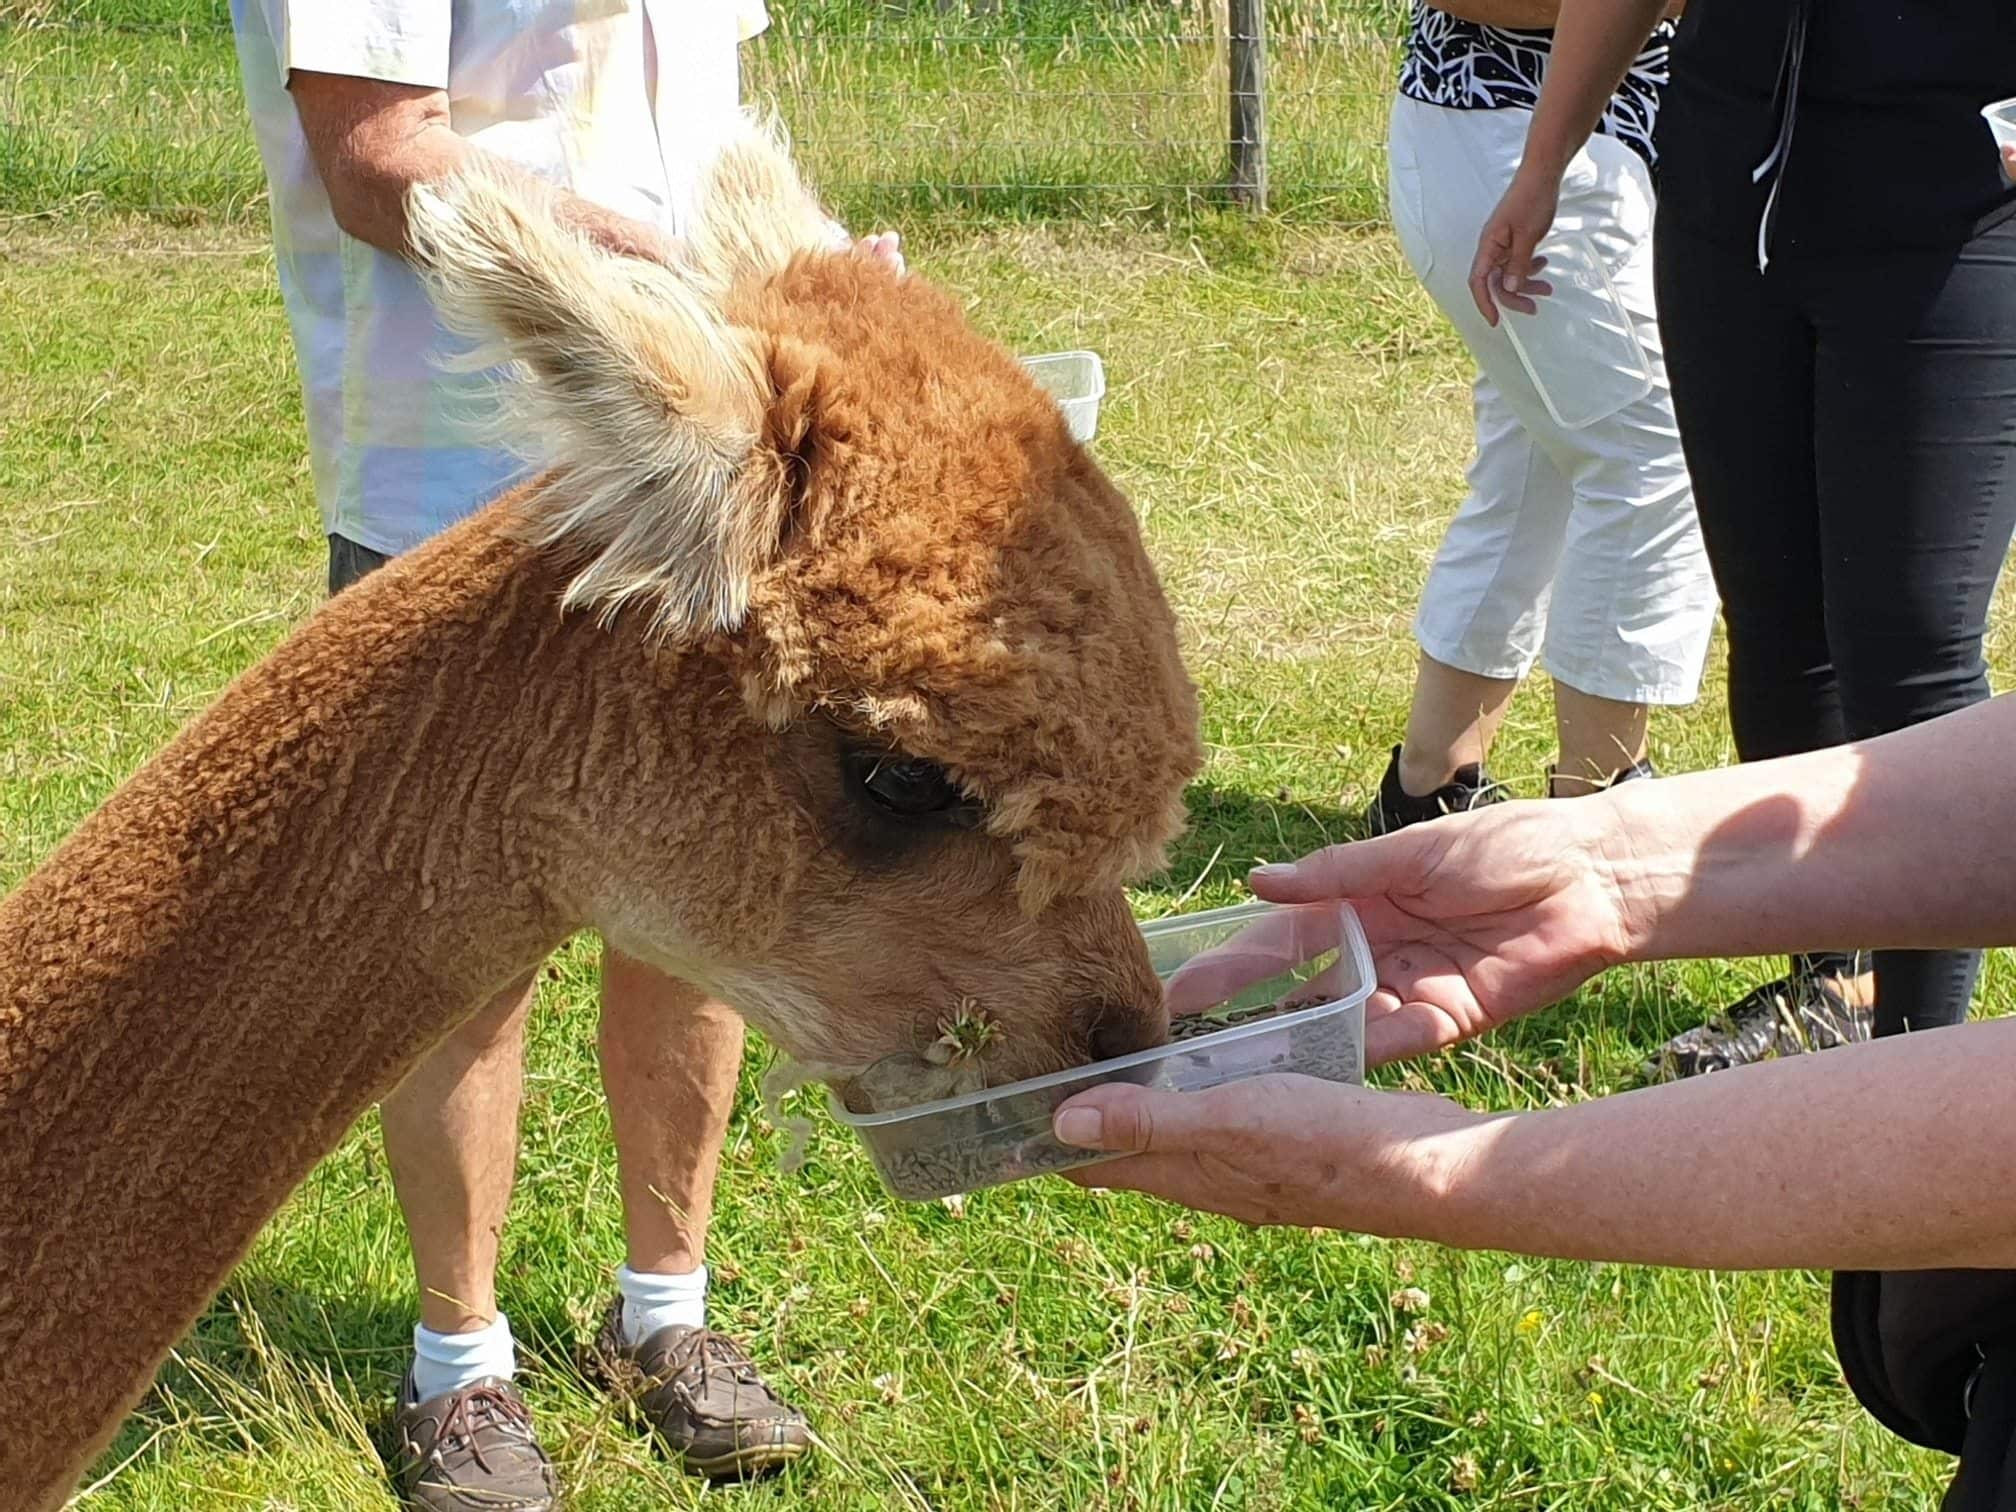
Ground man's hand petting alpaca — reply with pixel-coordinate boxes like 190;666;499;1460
854;230;905;275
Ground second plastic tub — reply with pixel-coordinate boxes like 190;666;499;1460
1020;350;1106;442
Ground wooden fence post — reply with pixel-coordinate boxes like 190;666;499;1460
1228;0;1267;210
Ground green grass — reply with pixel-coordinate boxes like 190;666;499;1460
9;209;2007;1510
1;1;1398;224
7;2;2016;1506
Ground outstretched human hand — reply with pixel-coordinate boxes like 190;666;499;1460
1053;1073;1484;1231
1248;799;1635;1067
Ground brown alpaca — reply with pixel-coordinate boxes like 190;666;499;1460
0;127;1201;1509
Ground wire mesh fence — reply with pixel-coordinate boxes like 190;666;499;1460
0;0;1404;227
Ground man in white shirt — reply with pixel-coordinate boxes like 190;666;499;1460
229;4;896;1503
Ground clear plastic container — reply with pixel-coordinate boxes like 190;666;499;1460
830;900;1373;1201
1020;350;1106;442
1982;97;2016;163
1499;229;1653;431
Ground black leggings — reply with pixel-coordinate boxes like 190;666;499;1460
1655;214;2016;1037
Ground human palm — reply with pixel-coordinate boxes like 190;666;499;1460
1250;802;1633;1066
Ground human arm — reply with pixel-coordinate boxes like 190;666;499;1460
286;71;905;273
1466;0;1669;322
1053;1018;2016;1271
1049;694;2016;1269
1220;695;2016;1066
288;71;685;264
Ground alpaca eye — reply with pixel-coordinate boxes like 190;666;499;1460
851;753;970;821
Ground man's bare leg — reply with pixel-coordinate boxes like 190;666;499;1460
382;972;539;1337
593;950;811;1475
597;950;742;1279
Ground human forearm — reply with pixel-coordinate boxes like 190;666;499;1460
1597;696;2016;964
289;71;680;265
1513;0;1667;182
1424;1019;2016;1270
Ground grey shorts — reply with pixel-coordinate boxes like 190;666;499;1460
328;534;392;598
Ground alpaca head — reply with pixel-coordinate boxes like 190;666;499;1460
407;123;1202;1106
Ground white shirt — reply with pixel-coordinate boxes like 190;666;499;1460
228;0;769;555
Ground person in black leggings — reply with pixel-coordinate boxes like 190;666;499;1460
1465;1;2016;1495
1657;216;2016;1045
1470;0;2016;1071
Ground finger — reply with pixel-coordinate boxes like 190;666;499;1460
1249;833;1425;906
1061;1152;1194;1198
1365;1000;1468;1066
1469;230;1508;326
1053;1083;1221;1155
1059;1153;1228;1213
1160;908;1310;1015
869;231;906;273
1501;227;1544;296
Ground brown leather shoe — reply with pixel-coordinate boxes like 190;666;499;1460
391;1372;557;1510
593;1299;811;1479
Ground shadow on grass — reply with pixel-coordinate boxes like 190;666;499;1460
105;1272;610;1480
1151;780;1361;908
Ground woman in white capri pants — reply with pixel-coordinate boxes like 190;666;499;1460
1367;0;1716;831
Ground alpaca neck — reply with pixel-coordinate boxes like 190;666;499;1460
0;512;609;1508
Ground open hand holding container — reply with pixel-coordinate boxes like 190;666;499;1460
832;900;1373;1201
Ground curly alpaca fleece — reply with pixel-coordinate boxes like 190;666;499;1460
0;118;1199;1510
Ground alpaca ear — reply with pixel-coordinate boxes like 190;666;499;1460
678;114;849;299
406;167;784;641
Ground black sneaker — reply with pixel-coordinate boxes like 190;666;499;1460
1363;746;1503;836
1644;963;1872;1081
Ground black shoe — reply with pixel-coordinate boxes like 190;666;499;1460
1363;745;1503;836
1644;963;1873;1081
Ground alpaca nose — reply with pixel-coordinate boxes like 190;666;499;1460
1083;999;1168;1061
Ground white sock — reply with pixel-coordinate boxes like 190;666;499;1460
410;1312;516;1401
617;1262;708;1345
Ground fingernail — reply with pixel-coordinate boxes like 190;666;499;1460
1250;863;1297;882
1054;1108;1104;1147
1505;275;1522;293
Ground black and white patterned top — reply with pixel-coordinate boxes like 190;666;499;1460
1398;2;1676;167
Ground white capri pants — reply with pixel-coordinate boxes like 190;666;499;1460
1386;94;1716;705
